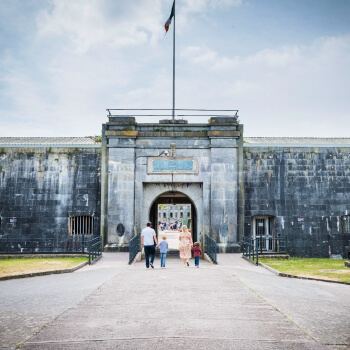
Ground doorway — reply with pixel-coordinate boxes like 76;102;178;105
252;216;276;251
149;191;197;250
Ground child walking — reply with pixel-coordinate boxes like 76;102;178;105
192;242;202;268
158;236;168;268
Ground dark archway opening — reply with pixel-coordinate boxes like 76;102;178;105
149;191;197;248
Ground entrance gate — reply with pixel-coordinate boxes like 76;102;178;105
149;191;197;246
101;114;243;253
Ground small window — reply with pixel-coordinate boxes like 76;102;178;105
170;212;173;218
69;215;94;235
341;215;350;233
187;212;190;218
163;212;166;218
180;212;183;218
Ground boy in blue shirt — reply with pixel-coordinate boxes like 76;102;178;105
158;236;168;268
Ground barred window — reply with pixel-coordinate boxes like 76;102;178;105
68;215;94;235
341;215;350;233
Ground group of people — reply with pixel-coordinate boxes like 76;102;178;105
158;220;182;231
140;222;202;269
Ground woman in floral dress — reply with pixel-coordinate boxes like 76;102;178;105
178;225;193;266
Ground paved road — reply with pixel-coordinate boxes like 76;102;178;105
220;255;350;348
0;254;125;349
0;254;349;349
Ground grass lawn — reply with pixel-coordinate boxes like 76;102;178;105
0;257;87;278
260;257;350;283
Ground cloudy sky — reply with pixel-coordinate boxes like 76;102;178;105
0;0;349;137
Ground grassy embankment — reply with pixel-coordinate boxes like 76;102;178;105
0;257;87;278
260;257;350;283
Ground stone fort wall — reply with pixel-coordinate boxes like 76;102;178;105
244;140;350;257
0;144;101;241
0;136;350;257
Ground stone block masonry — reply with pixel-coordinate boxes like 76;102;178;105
0;142;101;242
1;132;350;257
102;116;242;252
243;142;350;257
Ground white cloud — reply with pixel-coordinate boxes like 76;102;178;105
181;46;218;64
35;0;243;53
181;46;239;69
178;35;350;136
182;0;242;13
36;0;164;53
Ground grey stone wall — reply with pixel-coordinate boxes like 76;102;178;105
2;133;350;258
0;147;101;241
243;146;350;257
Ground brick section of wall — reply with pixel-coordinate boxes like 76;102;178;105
0;148;101;240
244;147;350;257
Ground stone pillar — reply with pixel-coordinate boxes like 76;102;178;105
237;123;245;243
100;124;108;245
104;117;137;250
209;117;240;252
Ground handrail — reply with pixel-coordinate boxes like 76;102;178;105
128;235;140;265
242;237;287;265
204;234;218;264
88;236;102;265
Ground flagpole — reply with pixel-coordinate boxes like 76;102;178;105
172;0;176;122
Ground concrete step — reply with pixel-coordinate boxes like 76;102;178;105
259;253;289;259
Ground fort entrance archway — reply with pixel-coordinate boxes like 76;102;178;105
102;116;242;252
149;191;197;248
141;183;203;247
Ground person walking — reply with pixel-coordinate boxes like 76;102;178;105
141;222;157;269
192;242;202;268
179;225;193;266
158;236;168;268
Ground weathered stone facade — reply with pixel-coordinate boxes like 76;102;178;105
101;116;242;252
1;127;350;257
0;139;101;242
243;138;350;257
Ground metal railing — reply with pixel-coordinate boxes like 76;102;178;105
204;234;218;264
0;235;93;254
0;235;103;264
242;238;259;266
106;108;239;119
242;237;287;266
128;234;140;264
88;236;102;265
